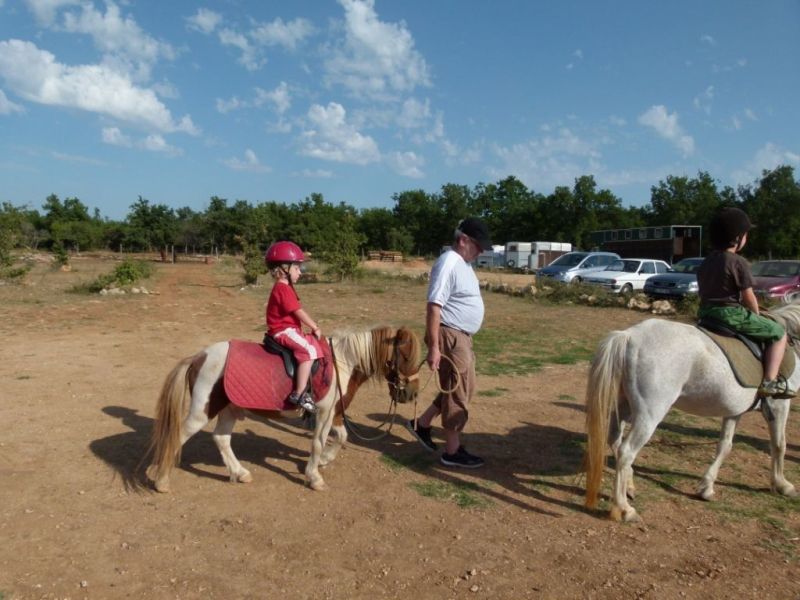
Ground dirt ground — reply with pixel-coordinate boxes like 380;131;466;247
1;255;798;599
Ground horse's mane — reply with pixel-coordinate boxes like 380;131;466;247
331;326;390;381
772;302;800;337
330;325;420;381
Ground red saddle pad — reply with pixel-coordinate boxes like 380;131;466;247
224;339;333;410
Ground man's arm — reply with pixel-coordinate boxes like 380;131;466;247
425;302;442;370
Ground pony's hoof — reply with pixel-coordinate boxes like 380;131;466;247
608;506;623;522
154;480;170;493
609;506;640;522
697;486;715;501
237;471;253;484
308;479;327;491
772;483;797;497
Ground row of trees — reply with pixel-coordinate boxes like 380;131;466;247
2;166;799;271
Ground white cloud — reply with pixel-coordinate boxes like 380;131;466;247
254;82;291;114
186;8;222;34
0;89;24;114
222;148;271;172
387;150;425;178
608;115;626;127
574;49;583;59
700;34;716;46
0;40;198;134
488;128;601;188
692;85;714;115
142;133;182;156
216;96;243;114
102;126;131;146
250;17;315;50
441;138;482;166
324;0;431;100
638;105;694;156
219;27;263;71
60;1;176;81
396;98;430;128
24;0;80;25
295;168;334;178
51;150;105;165
731;116;742;130
299;102;380;165
731;143;800;185
744;108;758;121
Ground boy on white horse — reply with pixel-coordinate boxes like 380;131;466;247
265;241;323;414
696;207;794;399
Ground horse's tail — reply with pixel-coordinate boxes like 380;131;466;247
145;355;193;492
585;330;629;509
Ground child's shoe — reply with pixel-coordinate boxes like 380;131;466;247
758;377;796;399
293;391;317;414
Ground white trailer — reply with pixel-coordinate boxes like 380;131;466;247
527;242;573;270
504;242;533;269
476;245;507;268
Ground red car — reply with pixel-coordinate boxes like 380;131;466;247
751;260;800;303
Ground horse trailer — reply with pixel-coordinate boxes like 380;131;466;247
505;241;572;271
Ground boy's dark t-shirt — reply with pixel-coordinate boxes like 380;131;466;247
696;251;754;307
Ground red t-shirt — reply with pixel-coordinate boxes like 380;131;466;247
266;282;302;335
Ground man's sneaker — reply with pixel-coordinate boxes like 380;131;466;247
758;377;796;399
440;446;484;469
404;419;437;452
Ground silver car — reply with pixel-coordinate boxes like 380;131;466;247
536;251;620;283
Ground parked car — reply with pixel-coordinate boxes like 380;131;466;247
536;251;620;283
584;258;671;293
751;260;800;303
643;257;704;300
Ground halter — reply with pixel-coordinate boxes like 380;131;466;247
332;332;421;442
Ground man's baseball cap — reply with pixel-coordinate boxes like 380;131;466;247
457;217;493;251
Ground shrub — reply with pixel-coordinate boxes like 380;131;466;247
70;259;153;294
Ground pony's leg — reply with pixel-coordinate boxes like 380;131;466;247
610;416;659;523
608;402;633;498
764;398;797;496
212;406;253;484
320;416;347;466
697;415;739;501
306;401;336;491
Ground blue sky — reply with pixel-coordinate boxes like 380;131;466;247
1;0;798;221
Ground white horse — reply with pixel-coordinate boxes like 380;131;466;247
144;326;420;492
585;303;800;522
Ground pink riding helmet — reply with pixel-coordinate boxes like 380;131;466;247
265;240;305;264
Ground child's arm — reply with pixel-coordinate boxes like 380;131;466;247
294;308;322;338
741;287;760;314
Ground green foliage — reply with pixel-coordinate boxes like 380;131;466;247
409;480;493;509
51;240;70;267
73;259;153;294
316;212;365;280
240;238;266;285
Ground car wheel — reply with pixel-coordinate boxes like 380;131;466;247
783;290;800;304
621;283;633;294
571;276;582;284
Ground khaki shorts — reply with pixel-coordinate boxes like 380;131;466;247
433;326;476;432
698;305;785;342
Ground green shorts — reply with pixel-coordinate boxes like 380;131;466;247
698;305;785;342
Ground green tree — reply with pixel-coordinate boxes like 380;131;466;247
741;165;800;259
125;196;177;256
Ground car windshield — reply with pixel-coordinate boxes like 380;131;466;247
550;252;588;267
607;260;640;273
751;261;800;278
672;259;703;274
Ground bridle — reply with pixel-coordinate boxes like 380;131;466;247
333;333;421;442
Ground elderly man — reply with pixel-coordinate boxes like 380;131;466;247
406;217;492;468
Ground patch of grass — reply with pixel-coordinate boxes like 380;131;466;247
478;387;509;397
369;287;387;293
16;375;31;380
379;453;432;473
409;480;493;509
558;394;576;401
68;258;153;294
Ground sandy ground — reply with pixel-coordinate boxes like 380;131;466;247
0;255;798;599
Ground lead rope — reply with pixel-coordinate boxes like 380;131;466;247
331;339;402;442
409;354;461;429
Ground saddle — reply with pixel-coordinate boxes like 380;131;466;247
223;338;333;411
262;333;321;384
697;316;795;388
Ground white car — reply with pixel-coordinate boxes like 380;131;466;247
584;258;671;293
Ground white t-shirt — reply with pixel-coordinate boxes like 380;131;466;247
427;250;484;334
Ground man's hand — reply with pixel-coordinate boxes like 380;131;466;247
427;345;441;371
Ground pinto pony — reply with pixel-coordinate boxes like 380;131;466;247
145;325;420;492
585;303;800;522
